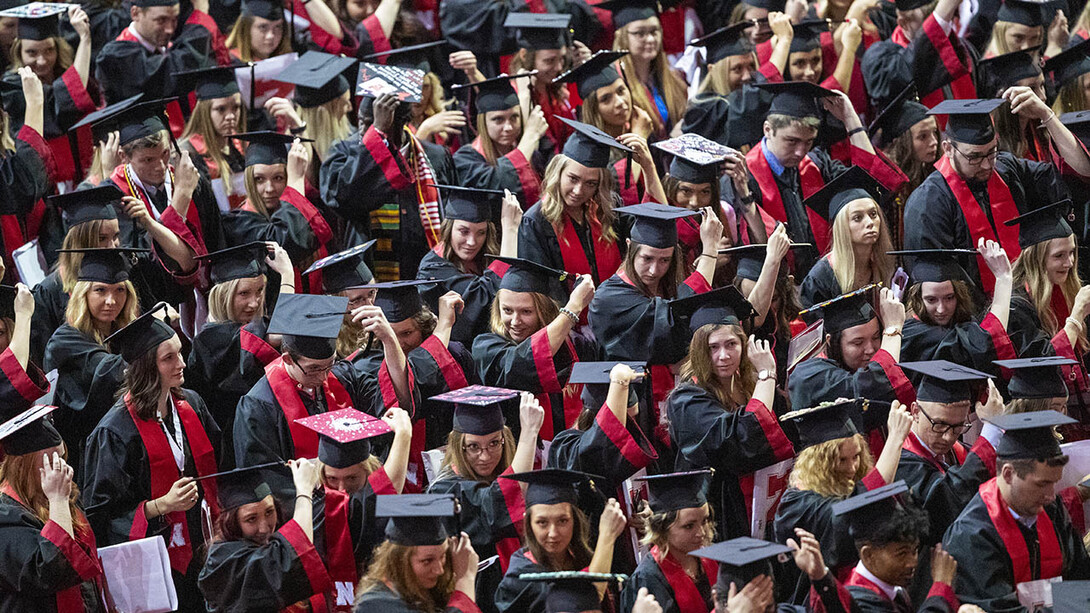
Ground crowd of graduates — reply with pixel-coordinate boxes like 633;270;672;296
8;0;1090;611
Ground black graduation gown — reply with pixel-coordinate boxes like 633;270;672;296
353;582;481;613
494;547;554;613
83;2;130;57
0;346;50;420
197;519;333;613
799;257;843;310
619;553;713;613
898;314;1013;379
1006;291;1062;360
0;126;54;283
787;352;915;412
546;402;658;495
0;494;105;613
845;579;958;613
93;17;216;104
451;144;543;209
221;190;331;266
667;383;796;542
517;202;625;291
417;250;503;347
437;0;518;77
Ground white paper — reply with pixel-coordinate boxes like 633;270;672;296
234;53;299;109
1058;440;1090;490
421;446;447;485
35;370;58;406
1016;577;1060;611
623;469;649;562
13;239;47;289
750;458;795;539
98;537;178;613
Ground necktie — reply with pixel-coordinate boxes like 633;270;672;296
893;589;912;613
150;187;168;213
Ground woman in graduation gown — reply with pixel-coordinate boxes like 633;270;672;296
177;66;249;211
621;470;717;613
427;390;543;613
871;90;939;246
665;289;795;542
507;16;582;155
0;412;105;613
417;186;521;346
81;306;222;610
225;0;294;62
0;283;51;417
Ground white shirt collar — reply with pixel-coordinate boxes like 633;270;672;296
855;562;902;602
126;23;166;54
1009;505;1038;529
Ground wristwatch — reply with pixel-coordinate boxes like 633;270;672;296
757;369;774;382
883;326;903;337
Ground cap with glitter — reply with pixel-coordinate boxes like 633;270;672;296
431;385;520;435
295;408;393;468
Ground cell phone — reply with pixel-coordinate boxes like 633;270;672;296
891;268;909;301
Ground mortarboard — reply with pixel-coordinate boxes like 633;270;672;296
985;410;1075;459
1061;110;1090;144
195;242;269;286
568;360;646;411
431;384;520;435
356;62;425;103
830;480;911;541
90;98;174;147
266;294;348;359
277;51;357;108
692;537;794;591
49;185;121;228
928;98;1005;145
432;184;505;224
501;469;601;507
104;303;175;363
754;81;837;120
295;407;392;468
0;404;62;456
616;202;700;249
789;19;830;53
779;400;859;449
997;0;1048;26
1004;199;1074;249
452;73;533;113
488;255;574;295
55;247;150;284
303;241;376;294
798;285;877;335
654;133;733;184
1044;38;1090;87
559;116;634;181
802;166;884;223
363;40;450;73
978;48;1042;93
376;493;458;546
69;94;144;143
669;284;756;333
553;50;629;100
900;360;991;403
634;469;712;513
241;0;284;21
887;249;976;286
1052;580;1090;612
868;84;930;149
995;354;1076;400
232;131;312;167
369;279;434;323
691;21;755;64
518;572;625;613
597;0;659;29
2;4;63;40
216;464;275;510
173;65;241;101
505;12;572;50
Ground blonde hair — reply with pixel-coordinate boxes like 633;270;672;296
678;323;755;409
1013;238;1085;346
225;13;292;62
635;502;715;554
59;219;112;292
438;427;517;483
10;36;74;80
698;54;753;96
299;95;352;161
207;275;267;323
488;289;560;339
612;23;688;135
440;218;499;271
358;540;455;613
829;199;895;292
1052;74;1090;115
180;96;247;194
243;164;283;218
539;155;618;243
0;443;87;531
65;280;139;343
790;434;873;498
474;107;523;166
986;21;1041;57
418;72;447;120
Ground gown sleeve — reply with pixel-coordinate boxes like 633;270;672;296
798;258;843;310
417;251;504;345
895;442;996;541
546;401;658;487
222;187;328;262
452;144;540;205
0;502;102;598
427;471;524;545
516;204;567;274
319;127;410;227
471;330;575;394
787;352;915;411
494;548;551;613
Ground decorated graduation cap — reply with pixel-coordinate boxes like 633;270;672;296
266;294;348;359
233;131;312;167
616;202;700;248
1044;38;1090;87
173;65;241;101
900;360;991;403
669;284;756;333
654;133;733;184
1004;198;1074;249
597;0;659;29
568;360;646;411
216;464;275;510
376;494;458;546
296;407;392;468
831;480;911;541
754;80;837;120
798;285;877;335
0;404;62;456
50;185;121;228
978;48;1042;93
802;166;884;223
518;572;626;613
363;40;449;73
997;0;1048;26
432;184;505;223
505;12;572;50
789;19;830;53
691;21;755;64
104;302;175;363
487;255;573;295
431;384;520;435
303;241;375;294
2;4;64;40
56;247;149;284
196;242;269;285
887;249;976;286
370;279;433;323
779;400;860;449
692;537;794;592
69;93;144;143
501;469;601;507
454;73;532;113
553;50;629;100
634;469;712;513
995;354;1076;399
985;410;1075;460
277;51;357;108
1051;580;1090;612
868;84;930;149
928;98;1005;145
241;0;284;21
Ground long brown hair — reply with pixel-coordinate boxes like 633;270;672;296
622;243;686;299
1052;76;1090;115
119;336;184;421
9;36;74;80
612;24;688;135
225;13;292;62
523;502;593;570
540;154;619;243
180;96;247;194
789;434;873;498
1013;237;1085;345
358;540;456;613
678;323;755;409
474;107;523;166
903;280;976;326
211;496;285;543
440;218;499;272
0;444;87;531
884;124;935;202
438;428;516;483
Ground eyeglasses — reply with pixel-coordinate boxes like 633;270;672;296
917;406;972;435
950;143;999;166
296;361;335;377
627;27;662;39
463;439;504;456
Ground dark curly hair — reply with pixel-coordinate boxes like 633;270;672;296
851;502;930;550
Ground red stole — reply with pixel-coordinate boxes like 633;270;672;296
240;325;279;367
125;394;219;573
557;211;622;284
935;155;1021;294
902;432;966;474
314;487;357;612
110;163;208;255
528;328;582;441
651;545;717;612
980;478;1063;584
1049;284;1072;326
265;357;354;459
745;145;829;254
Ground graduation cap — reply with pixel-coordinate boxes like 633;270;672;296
1052;580;1090;612
55;247;150;284
501;469;601;507
560;116;634;175
432;184;505;224
376;493;458;546
669;284;756;334
928;98;1005;145
1060;109;1090;142
798;285;877;335
452;73;533;113
779;400;860;449
356;61;425;103
173;65;241;101
369;279;434;323
978;48;1042;93
489;255;573;295
431;384;520;435
69;93;144;143
303;241;376;294
553;50;629;101
505;12;572;50
89;98;174;147
887;249;975;286
654;133;733;184
597;0;659;29
691;22;755;65
232;131;312;167
899;360;991;403
895;0;931;10
634;469;712;513
754;81;837;120
802;166;884;223
568;360;646;411
1003;198;1074;249
195;242;269;286
241;0;284;21
2;4;64;40
277;51;357;108
104;302;175;363
363;40;450;72
692;537;794;591
295;407;392;468
719;242;812;281
266;294;349;359
518;571;626;613
868;84;930;149
49;185;121;228
1044;38;1090;87
616;202;700;249
0;404;62;456
985;410;1075;460
830;480;911;541
997;0;1048;26
216;464;275;510
790;19;830;53
995;354;1076;399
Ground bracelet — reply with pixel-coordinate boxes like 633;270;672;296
559;308;580;325
697;253;716;261
150;499;161;517
610;379;630;386
281;283;295;289
296;495;313;502
1044;111;1058;126
290;122;308;135
1067;316;1085;332
847;126;867;136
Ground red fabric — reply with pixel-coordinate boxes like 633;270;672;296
124;394;218;573
18;125;56;181
846;569;893;602
1050;322;1088;395
293;0;358;56
980;477;1063;583
110;164;209;264
281;186;333;245
860;467;887;491
0;347;48;401
319;488;357;611
1059;486;1085;535
651;545;716;611
60;65;96;114
185;10;231;67
495;465;526;572
970;436;996;478
265;357;354;459
902;431;949;474
185;133;246;209
922;16;972;87
745;145;830;254
447;590;483;613
614;157;649;205
368;466;396;494
980;312;1016;362
682;269;712;294
279;518;334;598
556;211;622;284
240;327;279;367
362;126;410;189
659;5;686;55
870;348;916;405
528;328;581;440
419;334;469;391
361;14;392;55
745;398;795;462
470;138;541;205
532;86;576;154
594;402;658;468
852;146;909;193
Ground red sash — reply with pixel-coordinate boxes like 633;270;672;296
313;487;357;612
265;357;354;459
902;432;968;474
557;212;621;284
110;164;209;258
980;478;1063;584
651;545;716;612
745;145;829;254
240;326;279;367
529;328;582;441
935;155;1021;294
125;394;219;573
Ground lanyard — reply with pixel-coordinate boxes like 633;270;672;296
158;398;185;473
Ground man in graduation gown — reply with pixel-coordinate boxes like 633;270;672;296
943;411;1090;611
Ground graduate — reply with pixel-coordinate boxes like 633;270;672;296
504;13;579;154
354;494;484;613
302;242;380;360
942;411;1090;611
81;304;222;610
0;405;106;612
997;348;1076;415
978;0;1063;58
521;572;637;613
472;256;598;441
175;65;248;211
273;51;358;167
0;283;49;414
666;286;795;542
223;0;293;63
197;460;335;612
1046;38;1090;115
